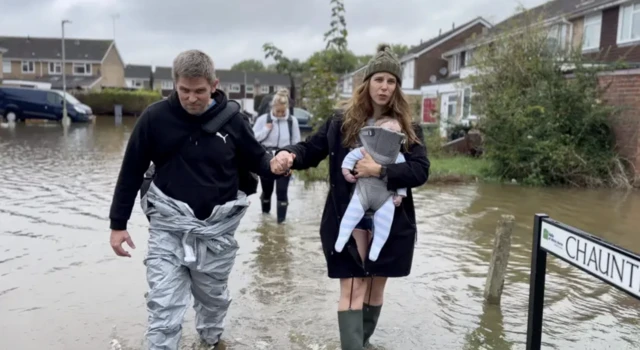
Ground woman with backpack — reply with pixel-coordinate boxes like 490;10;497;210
252;88;301;223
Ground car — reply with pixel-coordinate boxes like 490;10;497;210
0;86;94;123
292;107;312;131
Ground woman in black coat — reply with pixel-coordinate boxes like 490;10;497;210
275;44;430;349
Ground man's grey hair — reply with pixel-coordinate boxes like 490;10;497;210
172;50;216;84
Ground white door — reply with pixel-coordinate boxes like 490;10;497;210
439;92;458;138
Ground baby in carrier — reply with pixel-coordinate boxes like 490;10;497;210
335;116;407;262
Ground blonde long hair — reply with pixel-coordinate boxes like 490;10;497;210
340;78;420;151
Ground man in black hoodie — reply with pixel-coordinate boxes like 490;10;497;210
108;50;292;350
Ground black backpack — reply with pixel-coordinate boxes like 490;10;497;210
139;100;259;201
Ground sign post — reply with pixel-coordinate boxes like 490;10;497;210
526;214;640;350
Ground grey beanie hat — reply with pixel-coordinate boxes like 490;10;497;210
363;43;403;84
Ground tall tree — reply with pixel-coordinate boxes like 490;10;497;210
305;0;348;128
230;59;266;72
389;43;410;58
262;43;305;112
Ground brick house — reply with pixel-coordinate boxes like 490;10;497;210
336;17;492;123
338;17;491;96
423;0;640;174
338;17;491;98
124;64;152;89
422;0;640;138
0;36;125;91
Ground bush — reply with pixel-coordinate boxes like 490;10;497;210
467;10;630;188
74;89;163;116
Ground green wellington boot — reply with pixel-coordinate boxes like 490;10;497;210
362;304;382;347
338;309;365;350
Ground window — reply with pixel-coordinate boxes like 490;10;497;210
2;61;10;73
230;84;240;93
49;62;62;75
546;23;569;52
402;60;414;89
46;92;63;105
245;84;254;93
447;94;458;119
21;60;35;73
449;54;461;74
465;50;474;65
73;63;92;75
583;12;602;50
462;87;472;118
260;85;270;94
161;80;173;90
130;80;143;88
618;3;640;44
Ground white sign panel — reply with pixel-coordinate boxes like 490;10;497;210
540;221;640;299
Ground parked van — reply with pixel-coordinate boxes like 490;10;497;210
0;87;94;123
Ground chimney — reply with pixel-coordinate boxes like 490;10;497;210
452;22;455;29
439;28;442;35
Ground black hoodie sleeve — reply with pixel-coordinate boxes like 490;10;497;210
108;110;153;230
235;114;276;178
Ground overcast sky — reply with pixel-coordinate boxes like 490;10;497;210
2;0;547;69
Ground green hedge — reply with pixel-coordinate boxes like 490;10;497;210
74;89;163;116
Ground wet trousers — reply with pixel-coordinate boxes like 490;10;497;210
259;174;290;223
141;182;249;350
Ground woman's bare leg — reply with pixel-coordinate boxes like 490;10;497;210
352;229;371;263
338;229;369;312
338;277;367;311
365;277;388;306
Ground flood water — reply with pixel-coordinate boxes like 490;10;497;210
1;117;639;350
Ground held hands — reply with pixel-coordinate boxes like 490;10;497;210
270;151;296;175
354;149;382;178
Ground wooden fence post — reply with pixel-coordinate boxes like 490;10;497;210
484;214;515;305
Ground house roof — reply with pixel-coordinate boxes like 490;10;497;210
125;64;152;79
493;0;617;31
401;16;492;62
442;0;621;56
0;36;113;62
154;66;172;80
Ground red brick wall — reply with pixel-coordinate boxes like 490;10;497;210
599;71;640;174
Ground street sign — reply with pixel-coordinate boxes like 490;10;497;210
526;214;640;350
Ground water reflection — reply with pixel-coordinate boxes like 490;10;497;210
250;217;294;305
1;118;640;349
463;303;512;350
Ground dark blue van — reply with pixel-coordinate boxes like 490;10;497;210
0;87;94;123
